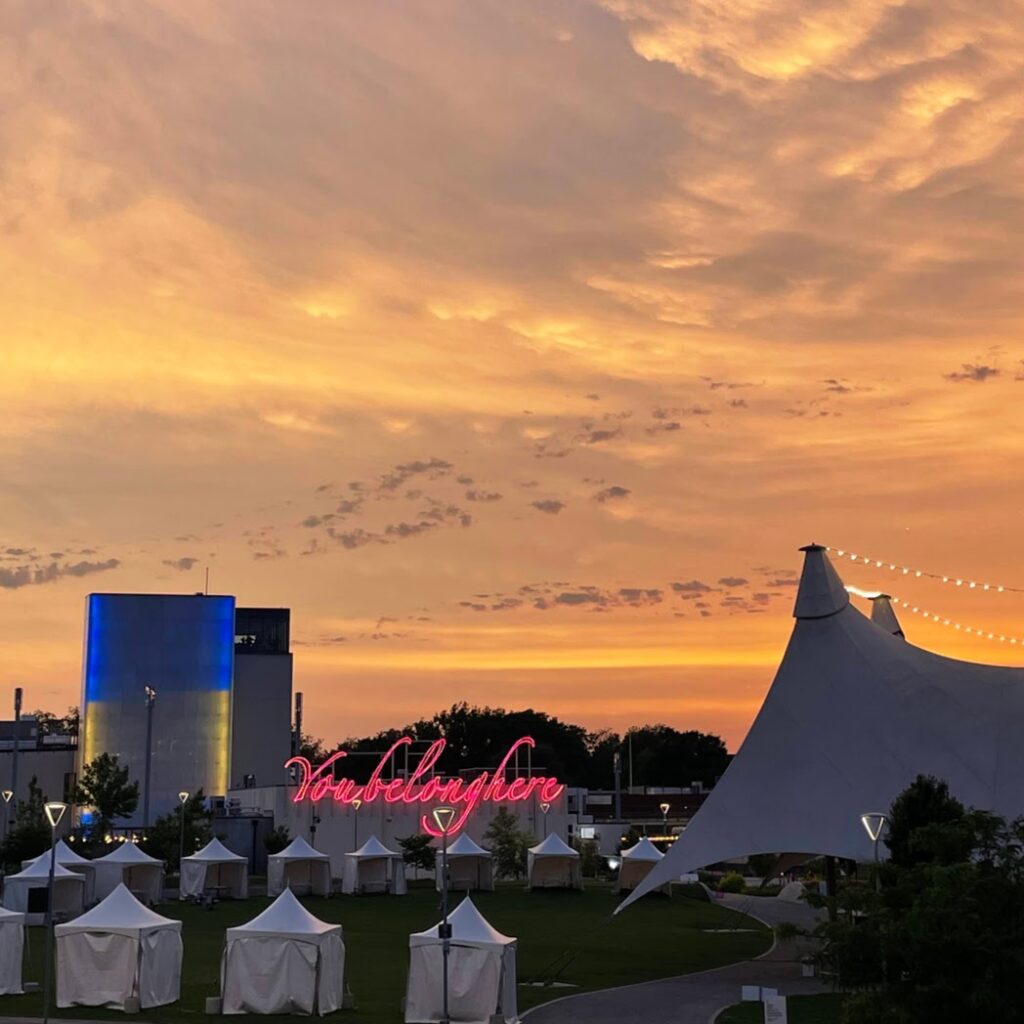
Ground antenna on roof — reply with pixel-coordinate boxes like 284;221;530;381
205;566;210;595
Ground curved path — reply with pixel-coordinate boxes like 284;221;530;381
523;892;827;1024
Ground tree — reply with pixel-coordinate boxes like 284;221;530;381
27;706;79;737
263;825;291;854
140;791;212;869
484;807;534;879
885;774;971;868
74;753;139;837
397;833;436;873
0;775;50;867
625;725;730;790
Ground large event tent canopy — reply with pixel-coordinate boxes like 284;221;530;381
526;833;581;891
94;842;164;904
435;832;494;892
615;837;669;894
405;896;518;1024
3;856;86;923
222;888;344;1015
56;884;182;1010
181;838;248;899
24;842;97;904
623;543;1024;908
267;836;332;897
341;836;407;895
0;907;25;995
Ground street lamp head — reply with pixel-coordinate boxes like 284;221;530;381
659;802;670;816
860;812;888;843
540;801;551;815
44;801;68;829
144;685;157;705
1;789;12;804
178;790;189;804
351;798;363;811
432;805;457;835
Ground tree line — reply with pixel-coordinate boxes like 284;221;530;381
300;701;730;790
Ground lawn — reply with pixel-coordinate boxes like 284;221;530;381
716;993;846;1023
4;881;771;1023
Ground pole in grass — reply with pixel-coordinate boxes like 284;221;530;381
432;805;457;1024
177;791;189;896
42;800;68;1024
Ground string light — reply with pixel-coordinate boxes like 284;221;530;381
886;594;1023;647
825;546;1021;594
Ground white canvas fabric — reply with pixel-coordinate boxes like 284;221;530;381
341;836;407;895
181;838;249;899
615;838;668;894
267;837;332;898
23;842;97;904
0;907;25;994
3;856;86;923
526;833;581;891
435;833;494;892
621;544;1024;909
222;889;344;1015
55;884;182;1009
94;842;164;904
406;896;518;1024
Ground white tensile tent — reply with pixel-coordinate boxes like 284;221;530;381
267;837;332;897
341;836;407;895
435;833;494;892
615;837;669;894
3;856;86;924
181;838;248;899
622;543;1024;908
0;907;25;995
526;834;581;891
23;842;97;904
221;888;345;1015
94;842;165;905
56;884;182;1010
405;896;518;1024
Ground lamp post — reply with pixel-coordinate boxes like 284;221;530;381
351;798;362;851
659;802;670;837
143;686;157;829
860;812;888;890
10;688;22;829
432;806;457;1024
42;800;68;1024
1;790;12;894
177;790;189;888
539;801;550;839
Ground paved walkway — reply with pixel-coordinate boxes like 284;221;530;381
523;891;827;1024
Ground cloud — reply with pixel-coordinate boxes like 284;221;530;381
0;558;120;590
378;457;454;493
162;556;199;571
531;499;566;515
718;576;749;587
672;580;712;594
594;485;631;502
465;489;503;502
944;364;1000;383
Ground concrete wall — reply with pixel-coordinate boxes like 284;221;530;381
0;746;77;837
229;652;292;790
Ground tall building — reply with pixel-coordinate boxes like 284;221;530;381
80;594;292;826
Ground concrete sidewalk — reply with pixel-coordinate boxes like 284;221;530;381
523;892;827;1024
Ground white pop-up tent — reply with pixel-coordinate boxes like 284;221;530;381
94;843;165;904
3;856;86;923
221;888;345;1015
405;896;518;1024
56;884;182;1010
342;836;407;895
267;837;332;897
526;834;582;891
435;833;494;892
23;842;97;904
615;838;669;894
181;838;248;899
0;907;25;995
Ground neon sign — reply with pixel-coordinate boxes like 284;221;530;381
285;736;564;836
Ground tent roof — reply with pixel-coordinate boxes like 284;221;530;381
347;835;401;859
620;544;1024;910
227;888;340;939
621;837;664;862
871;594;905;638
185;837;246;863
56;884;180;936
528;833;579;858
411;896;514;947
0;906;25;924
444;833;491;858
9;855;85;881
53;839;92;864
270;836;330;861
97;842;163;865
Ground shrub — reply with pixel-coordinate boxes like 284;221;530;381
718;871;746;893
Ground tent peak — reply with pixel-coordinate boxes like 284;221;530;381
794;543;849;619
871;593;905;639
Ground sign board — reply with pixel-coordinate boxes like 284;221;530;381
764;995;788;1023
286;735;565;836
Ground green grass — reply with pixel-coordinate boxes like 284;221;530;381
7;881;770;1023
716;993;846;1023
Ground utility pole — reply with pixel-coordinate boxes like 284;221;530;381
143;687;157;828
612;751;622;822
10;688;22;823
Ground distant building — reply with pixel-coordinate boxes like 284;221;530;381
0;716;77;812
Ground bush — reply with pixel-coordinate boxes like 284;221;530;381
718;871;746;893
263;825;291;854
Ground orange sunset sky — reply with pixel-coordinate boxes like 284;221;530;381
2;0;1023;751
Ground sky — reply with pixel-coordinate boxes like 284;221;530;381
2;0;1023;752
